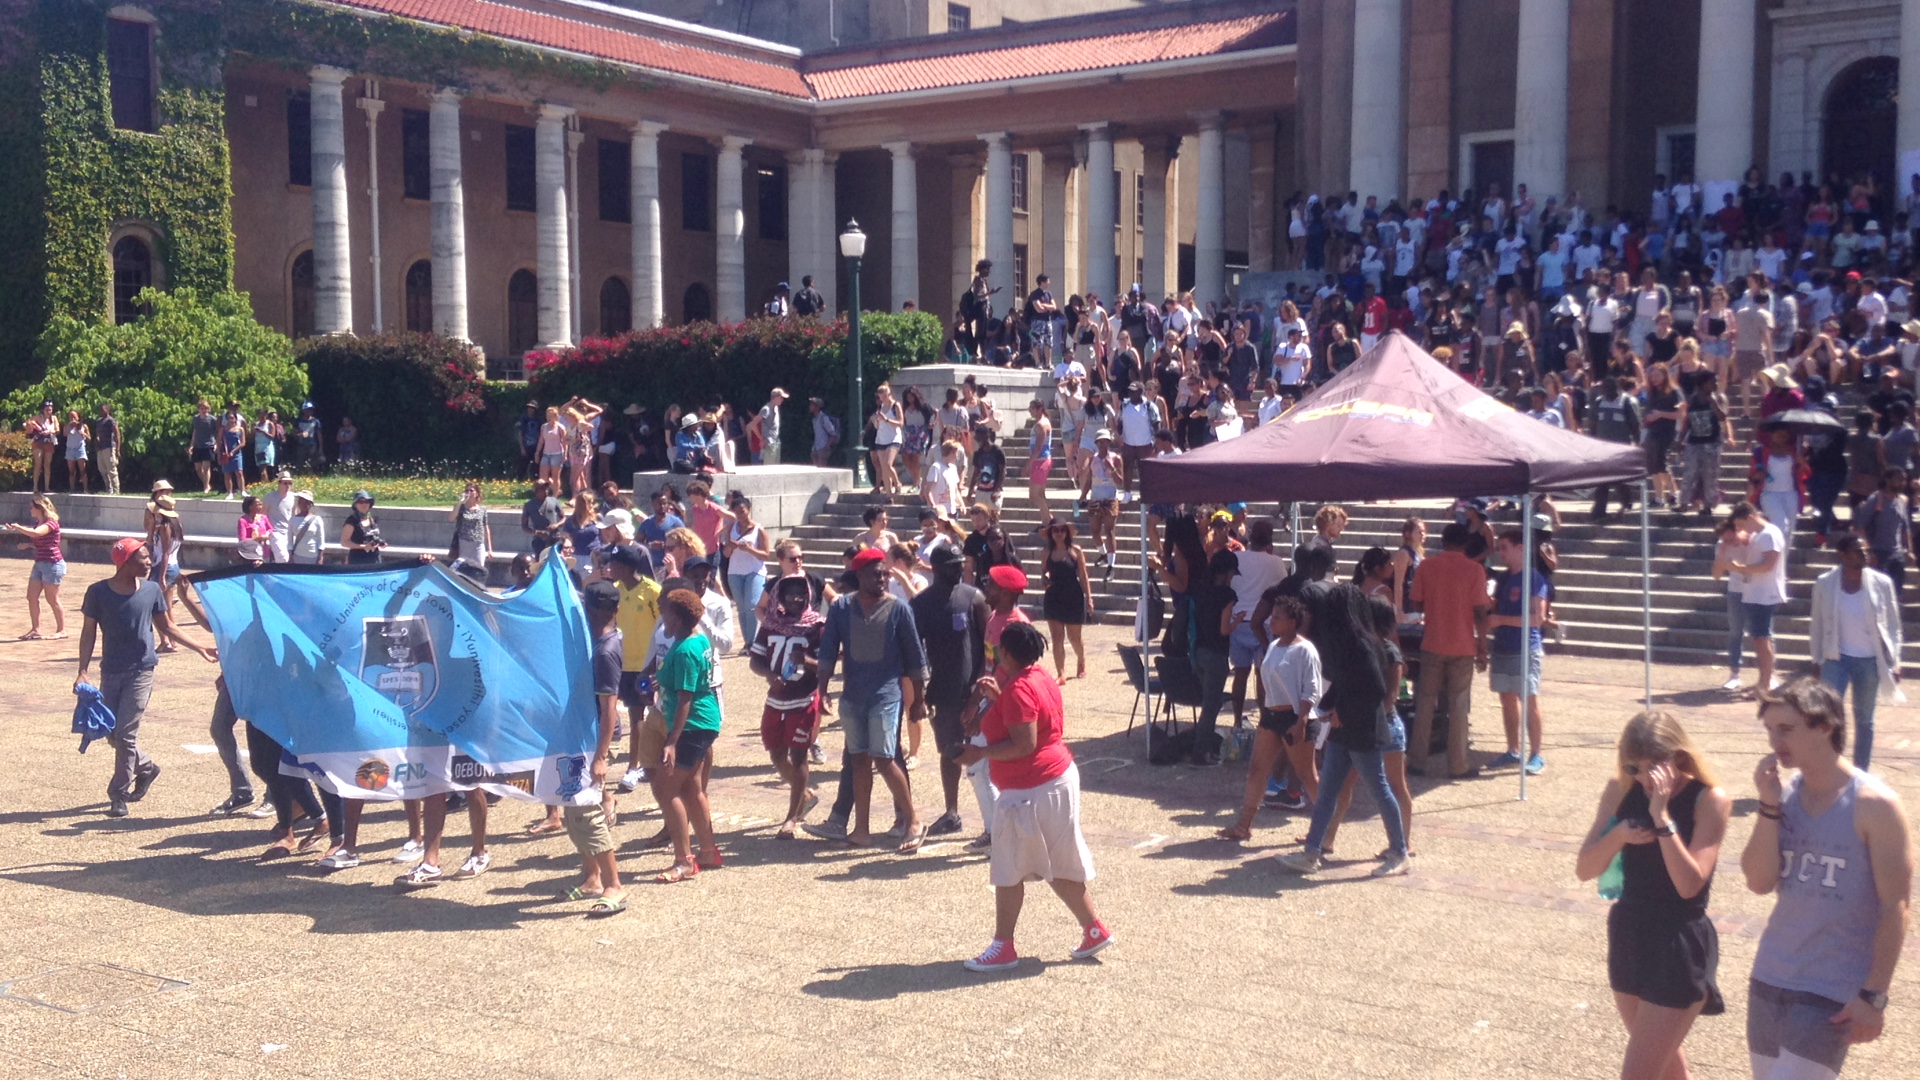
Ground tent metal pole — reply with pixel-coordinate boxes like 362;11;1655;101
1519;495;1532;803
1641;479;1652;709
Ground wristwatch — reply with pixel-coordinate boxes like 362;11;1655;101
1653;821;1676;838
1860;989;1890;1011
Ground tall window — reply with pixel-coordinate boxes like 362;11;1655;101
757;165;786;241
404;260;432;333
1012;244;1027;299
682;153;712;232
600;277;632;336
1112;169;1123;227
112;236;153;324
107;17;155;133
1011;154;1028;213
401;109;430;200
599;138;631;223
286;96;311;186
290;250;315;338
947;3;971;31
507;269;538;364
504;124;536;212
1136;173;1145;230
683;282;712;324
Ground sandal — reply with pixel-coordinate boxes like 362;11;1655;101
1215;825;1252;842
896;824;928;855
586;895;627;916
655;861;699;884
18;631;43;641
295;817;331;853
561;885;603;902
696;848;724;870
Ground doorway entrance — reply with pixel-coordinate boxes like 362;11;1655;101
1823;57;1897;210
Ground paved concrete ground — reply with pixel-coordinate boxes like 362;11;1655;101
0;562;1915;1079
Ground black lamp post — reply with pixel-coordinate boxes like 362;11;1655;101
839;218;869;488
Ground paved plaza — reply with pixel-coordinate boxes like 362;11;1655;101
0;563;1914;1080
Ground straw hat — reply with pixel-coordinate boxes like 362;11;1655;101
1759;363;1798;390
1505;321;1528;338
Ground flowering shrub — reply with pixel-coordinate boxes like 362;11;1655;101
299;332;511;470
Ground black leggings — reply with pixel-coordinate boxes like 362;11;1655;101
244;722;325;834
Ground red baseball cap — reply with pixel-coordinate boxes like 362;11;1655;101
850;548;886;571
110;537;145;566
987;564;1029;592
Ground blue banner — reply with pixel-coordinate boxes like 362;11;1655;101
192;558;598;805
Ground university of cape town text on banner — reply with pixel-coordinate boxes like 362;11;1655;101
191;558;599;805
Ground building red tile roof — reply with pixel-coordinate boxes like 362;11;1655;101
316;2;1289;104
803;12;1293;101
328;0;814;98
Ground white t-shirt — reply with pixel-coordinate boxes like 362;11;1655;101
1496;237;1525;276
1260;637;1324;712
1118;400;1159;446
926;461;961;513
1573;243;1604;278
887;570;926;603
1754;247;1787;282
1834;584;1876;659
1229;549;1289;618
1052;360;1087;382
1536;249;1568;289
1257;395;1286;426
1586;298;1618;334
1858;291;1888;330
285;512;326;564
725;522;766;577
1273;342;1311;385
1394;238;1418;276
1739;523;1789;607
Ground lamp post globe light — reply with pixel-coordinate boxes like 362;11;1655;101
839;218;870;488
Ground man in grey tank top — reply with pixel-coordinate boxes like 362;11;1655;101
1740;678;1912;1079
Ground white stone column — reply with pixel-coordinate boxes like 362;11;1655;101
1041;149;1070;293
981;132;1015;294
1514;0;1569;201
817;151;839;314
535;103;573;349
566;122;583;342
1082;123;1117;303
951;155;981;315
884;141;918;310
1694;0;1756;203
716;135;749;322
429;89;470;343
309;65;352;335
1349;0;1405;204
631;121;666;329
1141;140;1175;301
356;89;385;333
1194;115;1227;309
1900;0;1920;186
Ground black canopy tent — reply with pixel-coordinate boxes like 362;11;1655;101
1136;333;1653;798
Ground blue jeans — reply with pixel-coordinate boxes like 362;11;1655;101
1192;646;1231;755
1302;741;1407;857
1821;654;1880;770
1725;591;1744;673
728;571;765;646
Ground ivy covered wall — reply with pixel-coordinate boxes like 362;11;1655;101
0;0;233;391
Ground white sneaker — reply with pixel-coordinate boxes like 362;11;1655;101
1372;853;1410;878
1720;675;1743;692
450;852;492;880
1275;851;1322;874
618;767;646;793
316;849;361;870
392;839;425;864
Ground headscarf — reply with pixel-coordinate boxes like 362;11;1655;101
760;575;824;636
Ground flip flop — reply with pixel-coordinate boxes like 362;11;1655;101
561;885;603;902
586;896;627;916
18;632;43;641
896;824;928;855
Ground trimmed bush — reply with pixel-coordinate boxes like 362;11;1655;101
298;331;508;470
3;288;307;486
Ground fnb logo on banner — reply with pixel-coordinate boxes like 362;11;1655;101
359;615;439;715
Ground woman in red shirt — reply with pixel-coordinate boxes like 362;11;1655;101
958;621;1114;972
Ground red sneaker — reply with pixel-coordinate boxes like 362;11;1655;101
1071;921;1114;959
963;938;1020;972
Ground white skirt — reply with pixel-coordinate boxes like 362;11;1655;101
989;762;1095;887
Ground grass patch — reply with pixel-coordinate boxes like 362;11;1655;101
171;470;534;507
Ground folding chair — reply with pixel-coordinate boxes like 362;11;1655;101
1117;644;1161;733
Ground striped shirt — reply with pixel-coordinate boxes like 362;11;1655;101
31;520;62;563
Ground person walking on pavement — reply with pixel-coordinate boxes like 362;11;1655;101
1808;535;1902;771
74;538;219;817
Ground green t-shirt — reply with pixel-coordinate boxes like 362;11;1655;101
659;633;723;733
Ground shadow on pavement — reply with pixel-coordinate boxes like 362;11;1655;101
0;853;579;934
802;957;1051;999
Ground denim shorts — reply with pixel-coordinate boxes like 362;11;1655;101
1384;713;1407;754
670;725;718;771
541;452;565;468
841;694;902;757
1490;649;1543;696
1742;600;1779;639
1747;979;1849;1076
30;559;65;585
1228;622;1263;668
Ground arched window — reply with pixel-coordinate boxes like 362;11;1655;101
682;282;712;324
1824;57;1899;203
599;276;631;336
405;260;433;334
112;236;153;324
507;269;539;356
289;249;315;338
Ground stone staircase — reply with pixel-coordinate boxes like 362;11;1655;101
785;394;1920;678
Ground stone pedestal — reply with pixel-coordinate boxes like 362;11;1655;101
886;364;1055;437
631;465;852;535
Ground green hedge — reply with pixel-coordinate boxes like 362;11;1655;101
4;288;306;485
525;311;943;468
298;331;516;471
